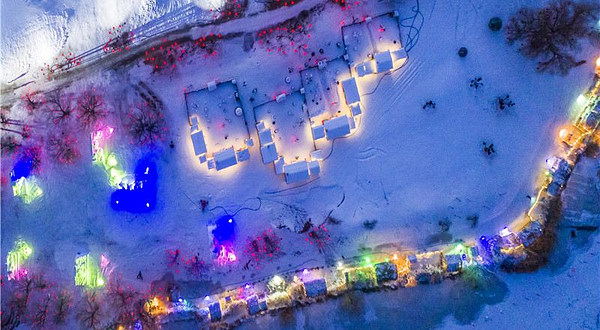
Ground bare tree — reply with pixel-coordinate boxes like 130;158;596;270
506;1;600;74
77;89;107;128
107;277;139;325
53;289;72;325
185;254;209;278
125;102;167;146
1;135;21;156
22;91;43;115
77;291;103;330
30;293;51;329
45;89;74;125
47;132;81;164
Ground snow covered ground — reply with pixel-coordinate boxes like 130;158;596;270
2;0;599;329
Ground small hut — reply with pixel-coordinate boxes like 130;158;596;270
303;278;328;298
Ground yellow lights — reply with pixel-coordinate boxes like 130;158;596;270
596;56;600;69
272;275;283;286
559;128;568;139
576;94;587;106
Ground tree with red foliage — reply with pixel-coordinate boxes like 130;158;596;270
47;132;81;164
506;1;600;74
125;102;167;146
77;89;107;129
45;89;74;125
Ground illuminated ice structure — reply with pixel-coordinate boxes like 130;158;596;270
210;216;238;265
111;160;157;213
6;239;33;280
10;157;43;204
91;126;127;187
74;254;105;288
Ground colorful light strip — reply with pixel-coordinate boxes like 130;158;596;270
74;254;105;288
6;239;33;280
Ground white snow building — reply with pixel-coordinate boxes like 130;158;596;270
213;147;238;170
374;50;394;73
256;121;280;164
284;161;310;183
341;77;361;105
324;115;352;140
355;60;375;77
191;130;208;157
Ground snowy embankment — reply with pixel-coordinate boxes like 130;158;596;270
0;0;217;84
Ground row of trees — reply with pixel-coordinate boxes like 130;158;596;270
1;272;159;330
1;87;168;169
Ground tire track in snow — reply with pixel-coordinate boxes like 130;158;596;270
354;147;387;161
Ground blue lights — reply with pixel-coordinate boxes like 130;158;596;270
110;159;157;213
10;157;33;182
212;215;236;246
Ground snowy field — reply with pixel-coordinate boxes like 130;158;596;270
2;0;600;329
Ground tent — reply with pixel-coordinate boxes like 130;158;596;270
303;278;327;298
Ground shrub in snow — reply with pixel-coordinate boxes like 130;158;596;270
482;142;496;157
363;219;378;230
245;229;282;263
506;1;600;74
256;11;312;56
126;102;167;146
77;89;107;129
496;94;515;112
47;132;80;164
144;39;188;72
1;135;21;156
469;77;483;89
185;254;209;278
